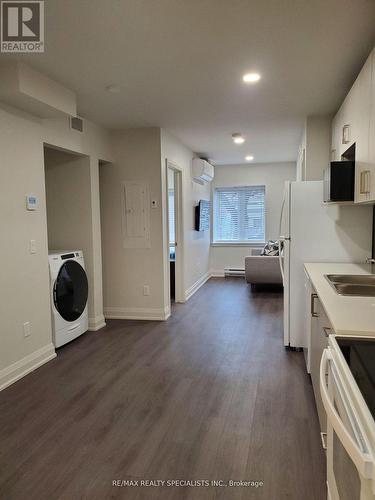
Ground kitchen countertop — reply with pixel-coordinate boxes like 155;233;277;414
304;262;375;337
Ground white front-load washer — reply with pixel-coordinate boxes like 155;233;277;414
49;250;89;348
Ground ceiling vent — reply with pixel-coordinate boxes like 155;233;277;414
70;116;84;133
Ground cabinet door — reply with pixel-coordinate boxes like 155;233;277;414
331;100;353;161
331;50;373;202
310;298;330;434
353;51;373;202
368;48;375;201
331;111;342;162
304;271;313;372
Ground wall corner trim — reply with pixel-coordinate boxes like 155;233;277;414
88;315;106;331
184;272;211;301
0;343;56;392
164;304;171;320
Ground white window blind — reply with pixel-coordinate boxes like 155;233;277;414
214;186;265;243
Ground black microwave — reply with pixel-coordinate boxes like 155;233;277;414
323;161;355;202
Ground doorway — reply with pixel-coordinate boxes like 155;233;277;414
166;162;183;307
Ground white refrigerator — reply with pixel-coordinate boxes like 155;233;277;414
279;181;373;348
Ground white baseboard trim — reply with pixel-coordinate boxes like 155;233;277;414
184;271;211;301
88;314;106;331
210;270;225;278
0;343;56;392
104;306;170;321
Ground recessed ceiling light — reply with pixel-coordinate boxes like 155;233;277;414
243;73;261;83
232;133;245;144
106;84;121;93
245;155;254;161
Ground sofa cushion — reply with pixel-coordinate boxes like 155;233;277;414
244;255;283;285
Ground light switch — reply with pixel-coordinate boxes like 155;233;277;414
29;240;37;254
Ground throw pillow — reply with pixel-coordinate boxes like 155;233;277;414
261;240;281;256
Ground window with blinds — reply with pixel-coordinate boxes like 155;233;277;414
213;186;266;243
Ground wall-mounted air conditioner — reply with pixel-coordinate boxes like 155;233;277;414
192;158;214;185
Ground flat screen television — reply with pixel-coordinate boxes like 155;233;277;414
195;200;210;231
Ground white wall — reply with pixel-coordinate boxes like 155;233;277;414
0;103;111;390
100;128;211;320
297;115;331;181
100;128;168;320
0;106;55;390
42;117;112;331
210;162;296;274
161;130;211;300
44;149;100;327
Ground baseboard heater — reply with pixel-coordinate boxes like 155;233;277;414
224;267;245;277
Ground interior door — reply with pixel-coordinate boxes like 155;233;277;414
54;260;88;322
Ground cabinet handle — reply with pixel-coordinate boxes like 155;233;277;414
360;171;365;194
360;170;371;194
311;293;319;317
342;124;350;144
366;170;371;194
320;432;327;450
322;327;331;337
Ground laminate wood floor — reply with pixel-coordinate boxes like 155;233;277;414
0;278;326;500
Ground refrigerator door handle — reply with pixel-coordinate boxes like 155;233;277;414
279;249;284;284
279;238;285;284
278;197;286;240
279;194;287;285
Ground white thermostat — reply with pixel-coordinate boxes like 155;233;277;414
26;195;38;211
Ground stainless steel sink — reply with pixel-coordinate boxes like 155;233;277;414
326;274;375;285
325;274;375;296
333;283;375;297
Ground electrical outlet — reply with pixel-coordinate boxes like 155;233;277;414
143;285;150;296
23;322;31;337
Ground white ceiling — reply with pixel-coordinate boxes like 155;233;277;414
2;0;375;164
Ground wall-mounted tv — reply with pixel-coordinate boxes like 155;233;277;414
195;200;210;231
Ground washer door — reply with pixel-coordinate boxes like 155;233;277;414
54;260;88;322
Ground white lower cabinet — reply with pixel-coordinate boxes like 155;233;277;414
304;272;333;438
309;292;331;435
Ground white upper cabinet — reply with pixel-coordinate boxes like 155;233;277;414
353;52;372;202
331;108;343;161
369;49;375;199
331;48;374;203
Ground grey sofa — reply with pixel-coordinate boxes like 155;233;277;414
245;251;283;286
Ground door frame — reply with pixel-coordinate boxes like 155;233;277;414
165;160;184;305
